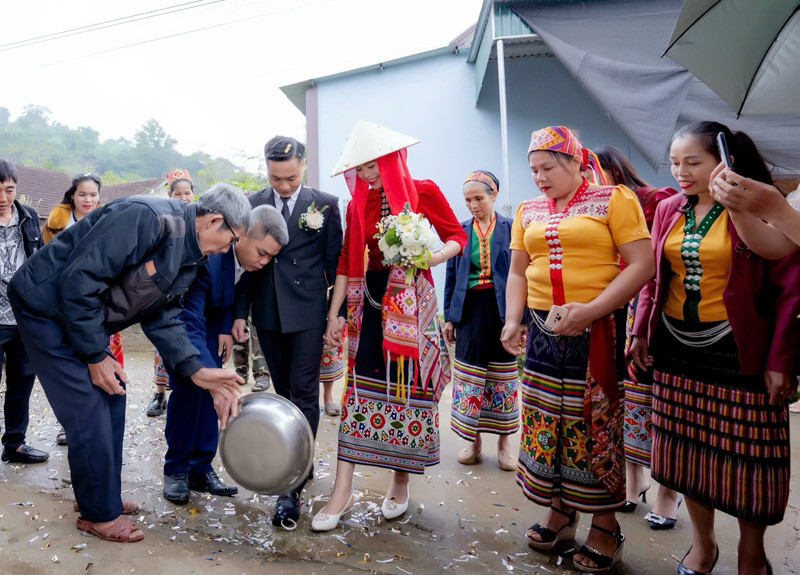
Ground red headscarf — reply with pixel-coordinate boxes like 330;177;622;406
342;149;418;279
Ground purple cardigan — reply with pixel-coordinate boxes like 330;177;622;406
632;193;800;376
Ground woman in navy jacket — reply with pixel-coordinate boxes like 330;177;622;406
443;171;519;470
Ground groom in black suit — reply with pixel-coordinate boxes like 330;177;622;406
233;136;342;528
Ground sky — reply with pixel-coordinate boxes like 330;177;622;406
4;0;483;171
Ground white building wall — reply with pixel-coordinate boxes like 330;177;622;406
312;49;676;291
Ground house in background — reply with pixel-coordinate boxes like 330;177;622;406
103;178;165;203
14;166;71;220
281;0;800;222
15;165;166;222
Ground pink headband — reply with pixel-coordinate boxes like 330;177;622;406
528;126;607;185
464;171;498;193
165;169;192;185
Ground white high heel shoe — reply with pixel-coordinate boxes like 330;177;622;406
311;493;354;532
381;485;409;520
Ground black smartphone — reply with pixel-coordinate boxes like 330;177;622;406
716;132;733;169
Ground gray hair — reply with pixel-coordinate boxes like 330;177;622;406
196;183;251;231
248;204;289;246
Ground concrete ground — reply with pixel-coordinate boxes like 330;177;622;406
1;325;798;575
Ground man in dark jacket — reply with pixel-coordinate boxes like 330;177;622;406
8;184;251;543
0;159;49;465
163;204;288;505
233;136;342;528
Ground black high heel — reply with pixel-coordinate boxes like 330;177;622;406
645;495;683;530
572;522;625;573
526;506;579;550
676;544;719;575
620;486;649;513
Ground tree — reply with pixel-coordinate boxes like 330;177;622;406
132;119;180;178
134;119;177;151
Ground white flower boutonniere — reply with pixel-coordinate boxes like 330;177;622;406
299;201;328;231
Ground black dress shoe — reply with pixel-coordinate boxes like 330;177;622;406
677;544;719;575
188;471;238;497
146;392;167;417
272;491;301;529
2;444;50;464
163;473;190;504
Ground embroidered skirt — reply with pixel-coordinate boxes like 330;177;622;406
616;302;654;468
451;288;519;441
109;332;124;368
154;350;168;386
517;310;625;513
338;269;440;473
651;316;790;525
320;343;345;384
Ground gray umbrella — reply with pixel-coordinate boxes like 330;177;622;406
664;0;800;115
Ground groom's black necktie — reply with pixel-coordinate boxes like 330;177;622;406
281;197;290;224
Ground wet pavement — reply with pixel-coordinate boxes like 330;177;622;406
1;325;799;575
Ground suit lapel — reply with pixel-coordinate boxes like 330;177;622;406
288;186;312;241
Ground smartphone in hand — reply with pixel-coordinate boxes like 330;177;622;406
544;305;570;330
717;132;733;169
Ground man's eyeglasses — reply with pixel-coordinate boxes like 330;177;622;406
213;211;239;245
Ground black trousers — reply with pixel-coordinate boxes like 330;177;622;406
0;324;36;450
256;325;325;439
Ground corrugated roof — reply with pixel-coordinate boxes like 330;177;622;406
14;166;165;219
15;166;71;219
103;178;165;203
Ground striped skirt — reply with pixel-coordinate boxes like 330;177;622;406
517;310;625;513
451;289;519;441
651;316;790;525
337;269;440;474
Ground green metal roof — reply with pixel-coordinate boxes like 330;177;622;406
469;1;537;103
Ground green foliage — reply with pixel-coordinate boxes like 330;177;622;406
0;106;266;190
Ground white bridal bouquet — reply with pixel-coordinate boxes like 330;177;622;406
375;202;438;284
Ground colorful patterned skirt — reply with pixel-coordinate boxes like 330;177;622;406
320;343;345;384
517;309;625;513
109;332;124;368
616;302;654;467
338;269;440;474
451;288;519;441
651;316;790;525
154;350;168;386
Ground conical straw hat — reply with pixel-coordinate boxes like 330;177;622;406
331;120;420;176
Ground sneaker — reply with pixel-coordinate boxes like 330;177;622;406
146;392;167;417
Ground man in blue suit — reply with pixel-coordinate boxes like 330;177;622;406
163;203;288;504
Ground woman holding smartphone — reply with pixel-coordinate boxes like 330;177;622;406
501;126;654;573
631;121;799;575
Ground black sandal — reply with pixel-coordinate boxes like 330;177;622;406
572;522;625;573
526;506;578;550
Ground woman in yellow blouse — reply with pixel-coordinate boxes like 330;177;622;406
501;126;654;573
